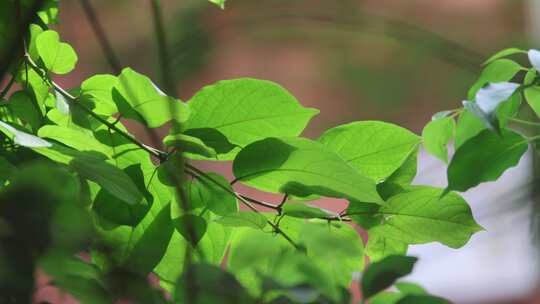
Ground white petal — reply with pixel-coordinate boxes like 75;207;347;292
529;49;540;72
475;82;520;114
0;121;52;148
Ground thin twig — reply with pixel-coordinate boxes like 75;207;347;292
185;164;301;249
149;0;176;96
79;0;122;74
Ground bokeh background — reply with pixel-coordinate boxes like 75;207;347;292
36;0;540;303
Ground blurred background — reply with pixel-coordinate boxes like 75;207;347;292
39;0;540;303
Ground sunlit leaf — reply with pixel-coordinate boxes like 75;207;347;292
318;121;420;182
36;30;77;74
186;78;318;159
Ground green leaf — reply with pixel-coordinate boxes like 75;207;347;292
299;222;364;289
233;137;382;204
70;154;143;206
0;156;15;185
361;255;417;299
209;0;226;9
27;24;44;61
175;214;208;246
186;78;318;159
282;201;335;219
8;91;42;131
38;125;111;157
80;74;119;116
366;231;408;262
347;202;381;230
368;186;483;248
0;120;51;148
34;0;60;24
184;128;237;157
228;228;339;300
36;30;78;74
113;68;189;128
467;59;521;100
454;109;486;149
318;121;420;182
215;211;267;229
39;255;113;304
447;129;528;193
395;282;427;295
163;133;216;158
422;117;454;163
396;295;450;304
463;82;520;132
191;172;237;216
483;48;527;65
523;69;540;119
155;218;234;291
174;264;253;304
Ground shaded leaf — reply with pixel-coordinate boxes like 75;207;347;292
174;264;253;304
233;137;382;204
361;255;417;299
447;129;528;193
175;214;207;246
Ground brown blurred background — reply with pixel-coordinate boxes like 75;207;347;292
36;1;540;303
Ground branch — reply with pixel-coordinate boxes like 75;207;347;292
24;53;168;161
79;0;122;74
185;164;302;249
185;163;350;221
149;0;176;96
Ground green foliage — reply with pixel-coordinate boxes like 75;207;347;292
361;255;417;300
36;30;78;74
233;137;382;203
1;2;538;303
